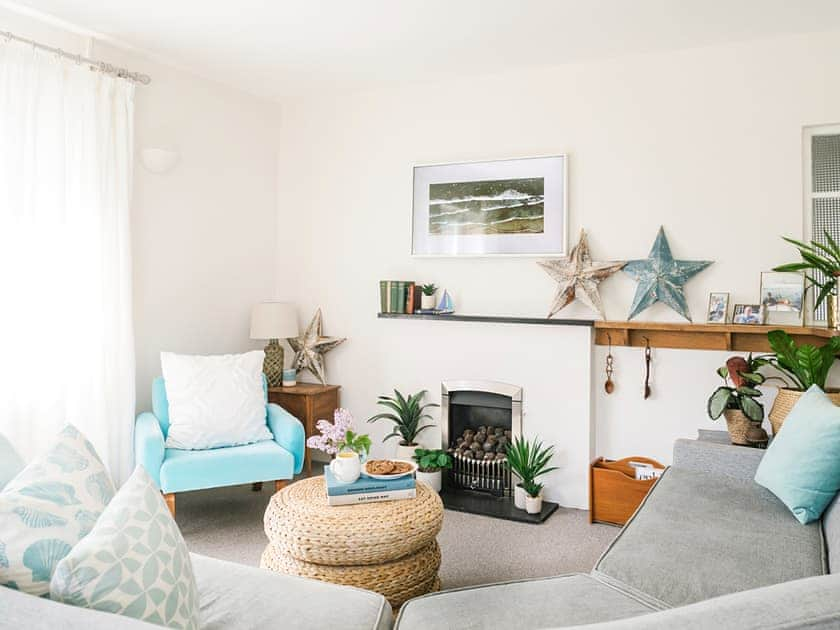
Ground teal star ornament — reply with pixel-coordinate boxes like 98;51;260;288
623;227;712;322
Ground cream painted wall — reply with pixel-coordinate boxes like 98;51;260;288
1;8;282;412
275;29;840;500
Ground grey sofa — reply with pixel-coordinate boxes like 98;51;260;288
0;553;393;629
396;437;840;630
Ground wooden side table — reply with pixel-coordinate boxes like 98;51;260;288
268;383;340;476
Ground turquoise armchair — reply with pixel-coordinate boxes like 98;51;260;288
134;375;305;516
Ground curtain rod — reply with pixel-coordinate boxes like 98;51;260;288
1;30;151;85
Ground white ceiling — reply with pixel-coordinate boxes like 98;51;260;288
7;0;840;101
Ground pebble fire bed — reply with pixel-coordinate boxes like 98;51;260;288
447;425;512;495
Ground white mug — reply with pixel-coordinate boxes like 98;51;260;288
330;450;362;484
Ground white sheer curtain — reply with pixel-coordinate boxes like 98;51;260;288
0;39;136;484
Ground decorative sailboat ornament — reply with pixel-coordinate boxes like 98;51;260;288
436;290;455;314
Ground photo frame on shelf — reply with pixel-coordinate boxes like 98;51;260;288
706;292;730;324
733;304;765;325
760;271;805;326
411;155;567;257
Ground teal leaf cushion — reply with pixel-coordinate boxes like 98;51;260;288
0;425;115;595
50;466;199;630
755;385;840;524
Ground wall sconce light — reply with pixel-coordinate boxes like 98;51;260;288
141;147;179;174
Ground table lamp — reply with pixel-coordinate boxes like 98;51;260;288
250;302;298;387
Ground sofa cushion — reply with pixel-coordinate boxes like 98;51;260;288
159;440;295;494
594;467;826;608
394;573;655;630
50;467;199;629
824;492;840;573
754;385;840;524
190;553;392;630
0;424;115;596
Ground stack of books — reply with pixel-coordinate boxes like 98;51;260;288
379;280;418;314
324;467;416;506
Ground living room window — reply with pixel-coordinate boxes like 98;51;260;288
805;124;840;322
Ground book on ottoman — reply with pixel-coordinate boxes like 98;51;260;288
324;467;416;506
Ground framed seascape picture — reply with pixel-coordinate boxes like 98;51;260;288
707;292;729;324
411;155;567;257
760;271;805;326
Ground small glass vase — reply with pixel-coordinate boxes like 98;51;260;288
828;292;839;331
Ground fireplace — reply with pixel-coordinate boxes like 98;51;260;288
440;380;557;523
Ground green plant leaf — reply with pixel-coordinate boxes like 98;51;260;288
707;386;734;420
735;386;761;397
740;395;764;422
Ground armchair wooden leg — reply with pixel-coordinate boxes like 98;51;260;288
275;480;288;493
163;493;175;518
251;482;263;492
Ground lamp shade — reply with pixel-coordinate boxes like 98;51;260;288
250;302;298;340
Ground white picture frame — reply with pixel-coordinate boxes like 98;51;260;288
411;155;568;257
760;271;805;326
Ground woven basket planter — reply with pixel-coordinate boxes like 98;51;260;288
260;540;441;609
723;409;755;446
768;388;840;436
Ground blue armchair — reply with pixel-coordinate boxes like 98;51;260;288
134;376;305;516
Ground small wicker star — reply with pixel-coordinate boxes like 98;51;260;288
287;308;346;385
538;229;625;320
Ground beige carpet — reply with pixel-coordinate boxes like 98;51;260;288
176;480;619;590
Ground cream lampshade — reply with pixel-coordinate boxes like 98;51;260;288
250;302;298;387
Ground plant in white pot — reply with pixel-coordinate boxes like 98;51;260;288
420;284;438;310
367;389;439;460
412;448;452;492
504;436;557;512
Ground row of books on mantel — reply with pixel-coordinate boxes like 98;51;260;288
380;280;427;314
324;467;416;506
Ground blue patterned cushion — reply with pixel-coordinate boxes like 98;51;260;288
50;466;199;629
0;425;115;596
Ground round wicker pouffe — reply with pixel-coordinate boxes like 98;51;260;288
261;476;444;608
261;540;441;608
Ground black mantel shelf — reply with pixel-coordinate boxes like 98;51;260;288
377;312;595;327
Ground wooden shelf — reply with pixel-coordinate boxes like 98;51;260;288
377;313;594;327
593;321;836;352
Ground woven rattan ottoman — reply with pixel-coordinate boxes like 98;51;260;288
261;475;444;608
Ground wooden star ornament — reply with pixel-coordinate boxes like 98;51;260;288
538;229;626;320
287;308;346;385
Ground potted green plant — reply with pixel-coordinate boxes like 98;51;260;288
504;436;557;513
412;448;452;492
762;330;840;434
707;355;767;445
420;284;438;310
367;389;439;459
773;233;840;329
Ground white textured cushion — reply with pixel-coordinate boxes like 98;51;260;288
51;466;200;629
161;351;272;450
0;425;116;596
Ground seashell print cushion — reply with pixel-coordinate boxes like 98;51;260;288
50;466;199;629
0;424;115;596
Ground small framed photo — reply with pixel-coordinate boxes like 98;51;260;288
707;292;730;324
733;304;765;325
760;271;805;325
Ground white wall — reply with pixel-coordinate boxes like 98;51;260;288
275;29;840;503
0;8;283;412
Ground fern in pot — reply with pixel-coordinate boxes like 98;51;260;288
367;389;439;459
505;436;557;514
707;355;767;446
763;330;840;435
412;448;452;492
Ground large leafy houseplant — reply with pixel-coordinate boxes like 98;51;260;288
367;389;439;446
773;233;840;315
765;329;840;391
